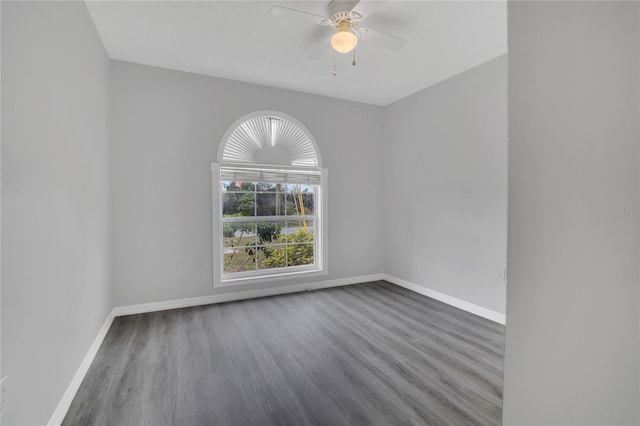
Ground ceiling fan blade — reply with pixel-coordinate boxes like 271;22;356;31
307;36;332;59
351;0;386;20
271;6;330;26
358;27;406;51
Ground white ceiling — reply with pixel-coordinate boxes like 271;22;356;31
86;1;507;106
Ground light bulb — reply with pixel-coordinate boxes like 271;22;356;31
331;30;358;54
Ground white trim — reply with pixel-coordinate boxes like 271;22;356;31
113;274;385;317
47;311;116;426
211;162;222;285
216;268;327;288
382;274;506;325
319;169;328;280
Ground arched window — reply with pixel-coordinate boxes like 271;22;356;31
212;111;327;286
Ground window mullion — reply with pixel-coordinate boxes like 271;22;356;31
222;215;315;223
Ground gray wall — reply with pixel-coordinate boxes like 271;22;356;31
111;61;386;306
383;55;508;315
1;2;112;425
111;59;508;315
503;2;640;424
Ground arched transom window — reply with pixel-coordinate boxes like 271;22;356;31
212;111;327;286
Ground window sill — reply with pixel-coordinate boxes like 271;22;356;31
214;268;327;288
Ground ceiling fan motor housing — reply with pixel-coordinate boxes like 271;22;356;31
327;0;363;25
330;11;363;27
328;0;357;15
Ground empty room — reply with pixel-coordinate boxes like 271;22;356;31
2;1;640;426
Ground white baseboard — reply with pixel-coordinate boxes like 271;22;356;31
112;273;386;317
382;274;506;325
47;310;116;426
48;272;503;425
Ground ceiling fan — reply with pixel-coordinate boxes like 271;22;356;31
271;0;406;75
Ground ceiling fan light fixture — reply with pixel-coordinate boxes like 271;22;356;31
331;30;358;53
331;22;358;53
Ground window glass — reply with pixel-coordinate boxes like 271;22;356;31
219;175;320;281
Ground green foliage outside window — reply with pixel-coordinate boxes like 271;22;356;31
260;229;315;268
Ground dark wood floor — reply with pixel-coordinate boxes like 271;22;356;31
63;281;504;426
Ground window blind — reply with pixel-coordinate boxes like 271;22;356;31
220;166;322;185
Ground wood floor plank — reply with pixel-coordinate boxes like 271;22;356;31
63;281;504;425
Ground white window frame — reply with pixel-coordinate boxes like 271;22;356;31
212;163;328;287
